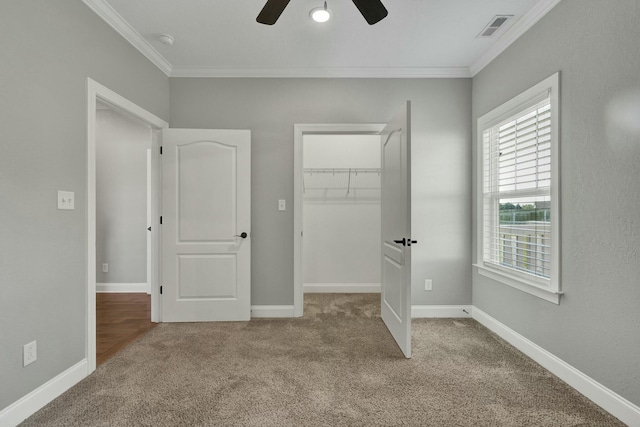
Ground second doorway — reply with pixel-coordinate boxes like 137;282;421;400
302;133;382;299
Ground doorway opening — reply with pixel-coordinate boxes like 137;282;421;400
94;101;155;365
87;78;168;373
293;124;384;317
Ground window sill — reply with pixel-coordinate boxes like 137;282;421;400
473;264;561;305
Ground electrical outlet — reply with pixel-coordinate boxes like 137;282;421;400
23;341;37;367
278;199;286;211
102;263;109;273
424;279;433;291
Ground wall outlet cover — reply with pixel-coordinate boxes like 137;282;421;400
23;340;37;367
425;279;433;291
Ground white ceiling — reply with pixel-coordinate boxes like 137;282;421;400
83;0;561;78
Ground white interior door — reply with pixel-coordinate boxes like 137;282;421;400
161;129;251;322
381;102;412;358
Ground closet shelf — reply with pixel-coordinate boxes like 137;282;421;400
303;168;381;197
303;168;381;175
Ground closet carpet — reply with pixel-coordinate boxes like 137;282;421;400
22;294;622;426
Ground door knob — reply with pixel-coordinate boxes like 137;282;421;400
234;232;248;239
393;238;417;246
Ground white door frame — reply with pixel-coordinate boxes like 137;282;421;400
86;78;168;374
293;124;385;317
147;148;152;295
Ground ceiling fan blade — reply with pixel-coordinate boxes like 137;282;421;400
351;0;388;25
257;0;292;25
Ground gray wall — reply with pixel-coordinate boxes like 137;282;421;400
170;78;472;306
96;109;150;284
0;1;169;410
472;0;640;407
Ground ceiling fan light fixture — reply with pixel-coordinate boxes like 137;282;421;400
310;2;331;23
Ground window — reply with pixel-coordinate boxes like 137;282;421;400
476;73;560;304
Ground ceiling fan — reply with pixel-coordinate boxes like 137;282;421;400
257;0;388;25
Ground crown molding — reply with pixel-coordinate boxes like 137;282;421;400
82;0;172;76
83;0;561;79
81;0;468;79
470;0;563;76
170;66;471;78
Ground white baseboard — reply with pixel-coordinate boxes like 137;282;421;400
473;307;640;427
96;283;149;293
0;359;88;427
412;305;472;318
304;283;381;293
251;305;295;318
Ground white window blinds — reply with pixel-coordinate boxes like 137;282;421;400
482;93;552;281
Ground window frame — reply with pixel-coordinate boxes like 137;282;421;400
475;72;561;304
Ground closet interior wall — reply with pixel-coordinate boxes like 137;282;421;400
302;134;381;292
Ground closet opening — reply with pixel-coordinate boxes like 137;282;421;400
293;124;385;317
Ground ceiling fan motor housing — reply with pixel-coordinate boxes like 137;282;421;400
257;0;388;25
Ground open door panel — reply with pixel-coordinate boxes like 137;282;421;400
380;102;412;358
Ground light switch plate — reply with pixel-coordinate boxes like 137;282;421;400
58;191;75;210
278;199;286;211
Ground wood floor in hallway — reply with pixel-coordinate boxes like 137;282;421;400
96;293;156;366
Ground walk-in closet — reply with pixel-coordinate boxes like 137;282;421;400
302;134;381;294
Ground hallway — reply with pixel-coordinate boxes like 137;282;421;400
96;293;156;365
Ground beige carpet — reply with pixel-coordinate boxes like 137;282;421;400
22;294;623;426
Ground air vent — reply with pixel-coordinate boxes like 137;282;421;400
478;15;513;38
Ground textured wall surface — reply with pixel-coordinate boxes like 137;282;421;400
170;78;472;306
0;1;169;410
96;109;150;284
472;0;640;406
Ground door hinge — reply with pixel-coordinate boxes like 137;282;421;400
160;285;163;295
160;216;163;225
160;146;163;155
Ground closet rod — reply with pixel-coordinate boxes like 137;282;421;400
303;167;381;196
303;168;381;174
